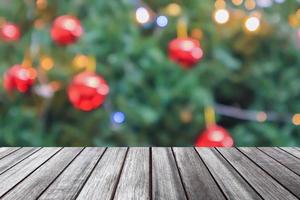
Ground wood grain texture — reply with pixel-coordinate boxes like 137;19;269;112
259;147;300;176
0;147;40;175
218;148;297;200
38;147;106;200
0;147;298;199
114;147;150;200
76;147;128;200
1;147;83;200
0;148;20;160
0;147;61;197
152;147;187;200
173;147;225;200
196;148;261;200
239;147;300;198
281;148;300;160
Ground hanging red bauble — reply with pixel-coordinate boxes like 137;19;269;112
3;65;37;93
68;72;109;111
50;15;83;46
195;125;234;147
168;37;203;68
0;22;21;42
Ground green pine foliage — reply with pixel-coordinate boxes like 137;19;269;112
0;0;299;146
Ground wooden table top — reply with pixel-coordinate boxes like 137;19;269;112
0;147;299;200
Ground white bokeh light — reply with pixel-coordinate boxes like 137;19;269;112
136;7;150;24
214;9;230;24
245;16;260;32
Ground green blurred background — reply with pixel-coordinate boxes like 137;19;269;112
0;0;300;146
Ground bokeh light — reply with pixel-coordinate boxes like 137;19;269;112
112;112;126;124
245;16;260;32
245;0;256;10
165;3;181;16
232;0;243;6
156;15;168;27
256;112;267;122
292;114;300;125
136;7;150;24
41;56;54;71
214;9;230;24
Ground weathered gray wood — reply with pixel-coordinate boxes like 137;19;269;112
76;147;128;200
38;147;106;200
259;147;300;176
0;148;61;197
280;148;300;160
173;148;225;200
0;147;298;199
0;147;41;175
1;148;82;200
152;147;187;200
114;148;150;200
196;148;261;200
0;148;20;160
218;148;297;200
239;147;300;198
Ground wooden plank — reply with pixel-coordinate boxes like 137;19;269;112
0;148;20;160
259;147;300;176
1;147;83;200
239;147;300;198
0;147;61;197
196;148;261;200
76;147;128;200
173;148;225;200
280;148;300;160
218;148;297;200
114;148;150;200
0;147;41;175
152;147;187;200
38;147;106;200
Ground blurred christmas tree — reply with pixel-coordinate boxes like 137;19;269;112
0;0;300;146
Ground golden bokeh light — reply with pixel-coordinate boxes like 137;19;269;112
292;114;300;126
165;3;182;16
41;56;54;71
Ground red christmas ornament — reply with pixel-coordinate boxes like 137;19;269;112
0;22;21;42
68;72;109;111
51;15;83;45
3;65;37;93
195;125;234;147
168;37;203;68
